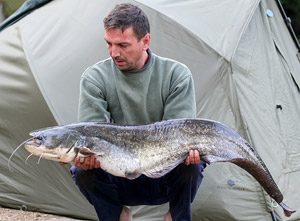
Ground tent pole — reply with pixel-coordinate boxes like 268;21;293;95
275;0;300;53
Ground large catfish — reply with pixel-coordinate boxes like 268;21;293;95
11;118;296;217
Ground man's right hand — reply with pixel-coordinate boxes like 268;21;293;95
73;155;100;170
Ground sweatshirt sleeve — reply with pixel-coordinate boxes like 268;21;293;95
78;76;111;123
162;72;196;120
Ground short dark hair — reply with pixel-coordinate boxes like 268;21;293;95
103;3;150;41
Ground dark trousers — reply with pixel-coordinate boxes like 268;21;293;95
70;161;206;221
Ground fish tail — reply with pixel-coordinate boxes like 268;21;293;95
279;202;296;217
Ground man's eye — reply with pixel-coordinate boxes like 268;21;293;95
119;44;128;48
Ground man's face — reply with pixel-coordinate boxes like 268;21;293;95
105;27;150;71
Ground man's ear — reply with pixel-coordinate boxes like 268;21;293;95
142;33;151;51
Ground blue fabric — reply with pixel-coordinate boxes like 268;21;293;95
71;162;206;221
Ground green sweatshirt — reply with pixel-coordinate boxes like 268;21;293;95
78;49;196;125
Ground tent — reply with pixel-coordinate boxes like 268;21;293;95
0;0;299;220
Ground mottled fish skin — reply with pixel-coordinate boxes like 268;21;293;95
24;118;296;217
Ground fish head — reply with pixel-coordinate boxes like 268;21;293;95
25;126;84;163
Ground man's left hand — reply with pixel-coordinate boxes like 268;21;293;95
185;150;201;165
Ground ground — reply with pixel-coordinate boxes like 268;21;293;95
0;207;79;221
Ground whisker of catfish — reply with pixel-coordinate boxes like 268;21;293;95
37;154;43;164
8;138;33;172
25;153;34;164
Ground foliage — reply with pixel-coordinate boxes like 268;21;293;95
281;0;300;41
0;0;26;18
281;0;300;17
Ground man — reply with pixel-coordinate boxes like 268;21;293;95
70;3;206;221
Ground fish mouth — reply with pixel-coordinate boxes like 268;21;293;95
24;142;77;163
25;140;40;147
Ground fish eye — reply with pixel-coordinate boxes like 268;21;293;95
36;136;43;140
32;136;44;144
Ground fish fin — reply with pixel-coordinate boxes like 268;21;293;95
73;136;92;156
76;137;104;156
125;172;142;180
201;155;232;165
74;137;97;157
78;147;95;156
143;156;186;178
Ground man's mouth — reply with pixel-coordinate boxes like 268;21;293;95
114;58;126;66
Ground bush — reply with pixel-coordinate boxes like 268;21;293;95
0;0;26;18
281;0;300;41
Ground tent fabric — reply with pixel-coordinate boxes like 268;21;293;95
0;0;299;220
138;0;261;62
0;24;96;219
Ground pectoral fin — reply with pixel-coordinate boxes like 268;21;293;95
78;147;95;156
73;137;96;157
75;137;105;157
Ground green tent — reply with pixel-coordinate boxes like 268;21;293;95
0;0;299;220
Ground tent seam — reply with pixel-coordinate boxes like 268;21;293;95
231;0;261;64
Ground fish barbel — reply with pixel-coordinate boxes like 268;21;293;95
19;118;295;217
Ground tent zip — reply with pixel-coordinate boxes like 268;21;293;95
271;210;277;221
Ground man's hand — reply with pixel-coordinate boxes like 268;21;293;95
60;155;100;170
75;155;100;170
185;150;201;165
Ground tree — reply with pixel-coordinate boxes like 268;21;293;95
0;0;26;18
281;0;300;41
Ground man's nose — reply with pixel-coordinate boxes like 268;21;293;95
110;45;120;58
